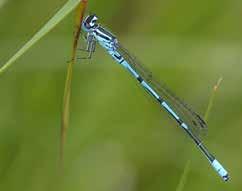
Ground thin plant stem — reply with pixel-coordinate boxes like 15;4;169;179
204;77;223;122
60;0;88;165
175;160;191;191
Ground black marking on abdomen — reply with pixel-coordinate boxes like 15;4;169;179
119;59;124;64
114;53;122;60
177;118;183;125
137;76;143;83
157;97;163;104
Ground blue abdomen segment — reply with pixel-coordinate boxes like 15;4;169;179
161;101;180;121
211;159;229;181
140;81;160;100
109;50;140;78
109;50;185;125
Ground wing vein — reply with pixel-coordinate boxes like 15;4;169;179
116;43;207;136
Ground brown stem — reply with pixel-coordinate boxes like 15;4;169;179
60;0;88;166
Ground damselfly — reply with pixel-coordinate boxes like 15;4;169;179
79;14;229;181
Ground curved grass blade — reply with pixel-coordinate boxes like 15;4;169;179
60;0;88;164
0;0;83;75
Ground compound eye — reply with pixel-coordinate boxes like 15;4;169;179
85;22;90;28
86;15;94;23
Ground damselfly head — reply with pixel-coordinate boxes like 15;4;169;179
82;14;99;32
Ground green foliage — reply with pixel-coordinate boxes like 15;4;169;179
0;0;82;75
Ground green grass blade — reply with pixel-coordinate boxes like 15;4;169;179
175;160;191;191
0;0;82;75
204;77;223;122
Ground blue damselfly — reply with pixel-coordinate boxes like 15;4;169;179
79;14;229;181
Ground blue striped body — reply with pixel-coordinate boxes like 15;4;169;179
81;15;229;181
93;26;189;130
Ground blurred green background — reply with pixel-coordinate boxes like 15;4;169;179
0;0;241;190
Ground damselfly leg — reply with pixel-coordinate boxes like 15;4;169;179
77;32;96;60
